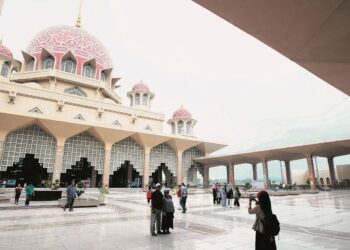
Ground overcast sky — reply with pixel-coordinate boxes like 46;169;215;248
1;0;349;181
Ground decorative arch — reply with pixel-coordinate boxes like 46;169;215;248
62;132;104;174
40;48;55;70
150;143;176;175
61;51;77;74
182;147;204;184
1;61;10;77
110;137;145;175
0;124;56;173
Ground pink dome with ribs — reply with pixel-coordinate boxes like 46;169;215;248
172;107;192;119
132;82;150;93
26;25;112;68
0;43;13;59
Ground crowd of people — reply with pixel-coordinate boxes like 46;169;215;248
212;183;241;208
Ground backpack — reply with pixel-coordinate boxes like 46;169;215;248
181;187;188;197
261;213;280;236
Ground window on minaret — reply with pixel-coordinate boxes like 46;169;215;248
135;93;140;105
142;94;148;106
178;120;184;134
61;58;76;74
82;64;94;78
42;56;54;70
100;71;107;82
1;62;10;77
186;121;192;135
27;59;35;71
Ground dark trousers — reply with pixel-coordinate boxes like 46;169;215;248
180;197;187;212
256;231;276;250
15;194;20;204
213;194;217;204
65;198;75;211
25;194;32;206
234;198;240;206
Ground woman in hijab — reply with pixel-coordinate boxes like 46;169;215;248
162;189;175;234
248;191;277;250
220;185;227;207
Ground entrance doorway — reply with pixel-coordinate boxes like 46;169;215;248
151;164;173;188
110;161;141;187
60;158;100;187
1;154;48;187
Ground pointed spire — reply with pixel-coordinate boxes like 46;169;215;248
75;0;83;28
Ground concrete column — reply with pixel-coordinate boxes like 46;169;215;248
142;147;151;188
102;143;112;187
203;166;209;188
227;162;235;187
176;150;183;185
284;160;292;185
262;160;270;190
52;138;66;182
252;163;257;181
327;156;337;189
192;166;197;186
306;155;316;190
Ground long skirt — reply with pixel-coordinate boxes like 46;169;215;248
161;212;174;231
256;231;276;250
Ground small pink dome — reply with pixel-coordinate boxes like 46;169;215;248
26;25;112;68
172;107;192;119
0;43;13;59
132;82;150;93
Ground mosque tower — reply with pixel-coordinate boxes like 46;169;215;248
127;81;155;109
168;106;197;136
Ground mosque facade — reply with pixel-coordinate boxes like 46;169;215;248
0;21;225;188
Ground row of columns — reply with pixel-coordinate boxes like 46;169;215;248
201;155;338;190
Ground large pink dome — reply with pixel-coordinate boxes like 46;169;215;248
26;25;112;68
0;43;13;59
172;107;192;119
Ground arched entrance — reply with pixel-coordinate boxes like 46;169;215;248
182;147;204;186
110;138;144;187
62;132;104;187
151;164;174;188
110;160;141;187
60;157;100;187
1;154;48;187
0;125;56;185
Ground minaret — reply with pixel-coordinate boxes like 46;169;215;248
168;106;197;136
127;81;155;109
75;0;83;28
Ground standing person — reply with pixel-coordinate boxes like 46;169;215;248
14;184;22;205
64;180;77;212
180;183;188;213
146;186;152;204
161;190;175;234
150;183;163;236
248;191;277;250
176;184;182;210
226;184;233;207
234;186;241;207
220;185;227;207
212;184;217;204
25;183;34;206
216;184;221;205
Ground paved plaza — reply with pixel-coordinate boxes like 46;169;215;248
0;190;350;250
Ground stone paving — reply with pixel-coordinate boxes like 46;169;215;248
0;189;349;249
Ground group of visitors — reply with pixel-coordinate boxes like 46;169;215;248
13;183;34;206
149;183;175;236
212;183;241;207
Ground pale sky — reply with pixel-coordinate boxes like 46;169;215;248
1;0;350;181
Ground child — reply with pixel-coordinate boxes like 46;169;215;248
146;186;152;203
14;184;22;205
234;186;241;207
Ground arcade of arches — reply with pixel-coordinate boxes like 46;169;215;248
0;124;205;188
